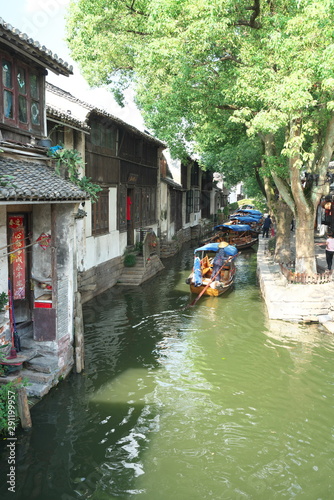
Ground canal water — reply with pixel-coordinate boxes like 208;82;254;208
1;245;334;499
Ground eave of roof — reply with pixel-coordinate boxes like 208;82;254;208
0;157;88;203
46;82;166;147
161;176;183;190
46;105;90;133
0;18;73;76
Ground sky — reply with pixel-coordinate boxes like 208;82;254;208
1;0;146;130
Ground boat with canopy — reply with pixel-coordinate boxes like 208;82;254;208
202;223;258;250
186;242;239;297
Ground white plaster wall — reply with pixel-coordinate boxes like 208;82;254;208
82;187;122;270
0;206;8;294
76;215;87;273
84;231;120;269
109;187;117;231
84;200;92;238
52;204;75;343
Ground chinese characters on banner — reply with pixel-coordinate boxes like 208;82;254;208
8;216;26;300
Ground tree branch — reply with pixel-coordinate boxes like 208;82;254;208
312;113;334;204
126;1;148;17
216;104;241;111
254;164;267;198
235;0;261;29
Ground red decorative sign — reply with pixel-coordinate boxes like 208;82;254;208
8;216;26;300
37;232;51;250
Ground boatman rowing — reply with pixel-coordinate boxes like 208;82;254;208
212;241;229;281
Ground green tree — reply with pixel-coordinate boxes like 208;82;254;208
67;0;334;273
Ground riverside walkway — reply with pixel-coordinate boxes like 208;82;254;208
257;233;334;333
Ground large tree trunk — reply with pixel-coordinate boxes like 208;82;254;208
288;119;317;274
273;199;293;264
261;135;293;263
295;209;317;273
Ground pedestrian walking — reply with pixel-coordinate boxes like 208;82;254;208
262;215;272;238
326;232;334;271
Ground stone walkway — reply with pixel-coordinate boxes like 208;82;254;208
257;233;334;333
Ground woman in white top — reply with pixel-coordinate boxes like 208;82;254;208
325;233;334;270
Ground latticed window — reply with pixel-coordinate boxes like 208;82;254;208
0;51;42;133
186;190;193;223
92;188;109;235
90;120;116;150
194;189;200;212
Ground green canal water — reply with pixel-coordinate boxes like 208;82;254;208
1;246;334;499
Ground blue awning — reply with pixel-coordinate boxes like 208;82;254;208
194;243;238;256
237;209;263;215
214;224;252;232
230;216;261;223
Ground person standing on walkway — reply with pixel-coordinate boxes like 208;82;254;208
262;215;272;238
325;232;334;271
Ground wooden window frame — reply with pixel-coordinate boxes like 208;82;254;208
0;50;43;134
92;188;109;236
194;189;200;212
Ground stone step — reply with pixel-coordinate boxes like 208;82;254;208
25;355;59;374
20;368;55;385
117;275;143;283
26;382;52;398
19;336;36;350
122;267;145;276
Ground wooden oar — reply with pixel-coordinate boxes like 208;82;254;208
187;253;239;308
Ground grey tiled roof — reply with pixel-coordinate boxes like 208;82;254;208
161;176;183;190
46;105;90;132
0;157;88;202
46;82;166;147
0;18;73;76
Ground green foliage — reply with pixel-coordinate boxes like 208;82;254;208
124;253;137;267
48;148;102;203
0;292;8;312
135;241;143;254
66;0;334;269
0;175;16;189
228;202;239;211
0;381;18;435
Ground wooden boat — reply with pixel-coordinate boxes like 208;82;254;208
186;242;238;297
229;215;263;234
202;223;258;250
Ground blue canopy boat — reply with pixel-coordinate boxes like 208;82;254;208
186;243;239;297
237;209;263;216
229;214;263;233
201;223;258;250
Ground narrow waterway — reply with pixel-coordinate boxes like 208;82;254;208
1;245;334;500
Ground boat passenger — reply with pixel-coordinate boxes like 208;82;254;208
212;241;229;281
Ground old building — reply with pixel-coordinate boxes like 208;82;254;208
45;83;166;302
0;19;88;397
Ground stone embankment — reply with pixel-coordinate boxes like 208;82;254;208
257;237;334;333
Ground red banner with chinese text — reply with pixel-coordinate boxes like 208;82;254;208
8;216;26;300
